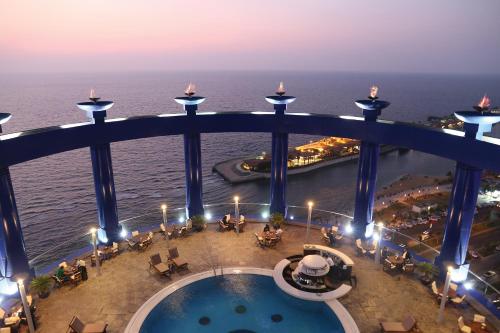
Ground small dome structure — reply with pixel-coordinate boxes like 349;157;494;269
295;255;329;277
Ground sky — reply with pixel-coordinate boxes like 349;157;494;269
1;0;500;74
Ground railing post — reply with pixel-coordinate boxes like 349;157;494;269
265;85;295;217
77;98;121;244
434;101;500;281
0;114;31;292
352;90;390;239
175;91;206;219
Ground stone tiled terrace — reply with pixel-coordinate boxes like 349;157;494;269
34;223;500;333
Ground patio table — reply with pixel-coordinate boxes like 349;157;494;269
470;322;494;333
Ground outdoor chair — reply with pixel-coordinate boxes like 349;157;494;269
138;234;153;251
379;315;417;332
383;258;396;272
451;294;466;307
320;228;329;244
431;281;441;299
68;316;108;333
402;263;414;273
127;239;138;250
457;316;472;333
168;247;189;271
0;308;20;331
111;242;119;256
219;220;230;232
185;219;192;232
254;233;265;248
178;226;188;237
149;253;172;277
355;239;366;256
131;230;139;237
160;223;172;239
237;220;246;232
473;314;485;323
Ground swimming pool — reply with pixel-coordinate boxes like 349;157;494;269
132;270;349;333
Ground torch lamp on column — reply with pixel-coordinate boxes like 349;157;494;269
234;196;240;234
437;266;453;323
76;89;114;124
454;94;500;140
305;201;313;243
175;83;206;116
90;227;101;276
13;274;35;333
265;81;296;115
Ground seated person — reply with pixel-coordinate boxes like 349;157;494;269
263;224;270;233
326;256;334;267
326;229;335;246
402;250;412;262
56;265;67;281
222;215;228;224
381;246;389;259
275;228;283;237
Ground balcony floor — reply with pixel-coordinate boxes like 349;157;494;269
34;223;498;333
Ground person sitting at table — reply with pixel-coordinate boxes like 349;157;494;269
326;229;336;246
263;224;270;233
56;265;68;282
402;249;412;262
275;227;283;239
381;246;389;260
222;215;228;224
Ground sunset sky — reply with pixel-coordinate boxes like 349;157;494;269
1;0;499;74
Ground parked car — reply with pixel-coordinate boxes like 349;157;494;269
483;271;497;279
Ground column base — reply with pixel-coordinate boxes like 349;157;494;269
97;226;123;245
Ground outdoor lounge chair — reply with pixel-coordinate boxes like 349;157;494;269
219;220;230;232
68;315;108;333
473;314;485;323
457;316;471;333
149;253;171;277
451;294;466;306
379;315;416;332
254;233;265;247
168;247;189;271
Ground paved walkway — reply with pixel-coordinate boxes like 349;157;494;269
34;223;497;332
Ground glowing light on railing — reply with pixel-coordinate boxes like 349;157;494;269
339;115;364;121
204;212;212;220
373;232;380;241
60;122;89;129
158;114;179;118
288;112;311;116
106;117;127;123
120;229;127;239
0;132;22;140
463;281;473;290
290;215;294;220
197;112;217;115
345;224;353;234
261;211;269;219
251;111;274;115
179;216;185;223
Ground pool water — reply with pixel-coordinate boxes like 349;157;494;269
140;274;345;333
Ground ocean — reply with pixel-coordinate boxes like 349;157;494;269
1;71;499;264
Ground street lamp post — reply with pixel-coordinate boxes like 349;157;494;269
161;204;169;247
91;227;100;276
17;278;35;333
234;196;240;234
374;222;383;264
305;201;313;243
437;266;452;323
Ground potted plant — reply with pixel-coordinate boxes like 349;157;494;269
269;212;285;229
416;262;438;285
30;275;53;298
191;215;206;232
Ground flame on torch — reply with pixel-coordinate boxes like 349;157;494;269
276;81;286;96
184;83;196;97
369;85;379;100
89;88;100;103
477;94;491;111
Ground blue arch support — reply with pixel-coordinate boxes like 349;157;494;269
0;166;30;279
90;143;121;244
176;97;205;219
266;95;296;217
435;162;482;279
352;99;389;239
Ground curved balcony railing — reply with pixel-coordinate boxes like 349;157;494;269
25;201;500;317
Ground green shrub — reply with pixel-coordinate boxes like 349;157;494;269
191;215;206;232
269;212;285;228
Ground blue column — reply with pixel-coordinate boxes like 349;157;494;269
174;96;206;219
90;143;121;243
184;129;204;218
352;99;389;239
0;167;30;279
353;140;380;239
265;94;295;217
435;162;481;276
269;131;288;215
